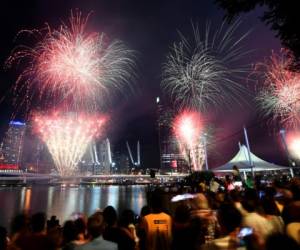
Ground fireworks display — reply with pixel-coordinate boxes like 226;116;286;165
256;51;300;128
162;20;250;111
33;112;106;176
173;111;206;171
285;131;300;160
6;11;135;113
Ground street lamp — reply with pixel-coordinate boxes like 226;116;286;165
280;129;295;177
203;133;209;171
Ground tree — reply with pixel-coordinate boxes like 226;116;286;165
215;0;300;69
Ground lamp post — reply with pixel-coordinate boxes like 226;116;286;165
243;126;254;178
280;129;295;177
203;133;209;171
188;148;192;174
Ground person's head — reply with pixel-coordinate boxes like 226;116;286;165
218;203;242;234
62;220;77;243
87;212;105;239
74;217;86;236
31;212;46;233
47;216;60;231
103;206;117;227
119;209;135;227
190;193;209;210
10;213;30;235
174;204;190;224
261;197;280;216
290;178;300;201
265;233;299;250
241;189;259;213
233;165;239;171
149;191;164;213
229;190;242;202
140;205;151;217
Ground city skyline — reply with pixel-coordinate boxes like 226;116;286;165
0;0;288;171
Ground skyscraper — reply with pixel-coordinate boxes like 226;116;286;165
156;98;188;173
0;121;26;170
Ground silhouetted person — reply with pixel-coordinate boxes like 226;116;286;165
140;191;172;250
201;203;242;250
103;206;135;250
265;233;299;250
62;220;77;250
232;165;241;182
0;226;8;250
18;212;56;250
8;213;30;249
119;209;138;249
77;212;117;250
282;178;300;224
171;204;192;250
74;217;88;245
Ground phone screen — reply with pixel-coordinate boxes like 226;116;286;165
238;227;253;238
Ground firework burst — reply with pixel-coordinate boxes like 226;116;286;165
162;20;250;111
284;131;300;160
173;111;209;171
6;11;135;114
256;51;300;128
33;112;106;176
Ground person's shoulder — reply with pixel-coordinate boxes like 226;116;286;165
76;237;117;250
101;238;118;249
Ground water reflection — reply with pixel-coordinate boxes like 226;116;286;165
107;186;119;208
24;188;31;211
0;185;147;229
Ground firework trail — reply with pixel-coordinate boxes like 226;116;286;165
6;11;135;114
173;111;210;171
33;112;106;176
256;51;300;128
162;20;250;111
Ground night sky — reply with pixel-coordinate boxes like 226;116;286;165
0;0;284;169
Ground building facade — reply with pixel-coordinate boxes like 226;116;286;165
157;98;188;173
0;121;26;170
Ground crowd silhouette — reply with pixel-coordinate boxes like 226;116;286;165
1;174;300;250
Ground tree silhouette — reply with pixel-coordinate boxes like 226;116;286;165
215;0;300;69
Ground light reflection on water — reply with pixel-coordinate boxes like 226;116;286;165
0;185;147;229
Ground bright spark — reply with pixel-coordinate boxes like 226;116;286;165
256;51;300;128
6;11;135;114
162;20;250;111
286;132;300;159
33;112;106;176
173;111;206;171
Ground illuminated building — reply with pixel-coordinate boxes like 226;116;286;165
156;98;188;173
0;121;26;170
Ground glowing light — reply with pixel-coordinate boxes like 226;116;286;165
6;11;135;113
162;20;250;111
286;132;300;159
173;111;205;171
256;51;300;127
33;112;106;176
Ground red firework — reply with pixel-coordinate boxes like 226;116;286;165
173;111;205;171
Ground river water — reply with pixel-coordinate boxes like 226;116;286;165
0;185;147;229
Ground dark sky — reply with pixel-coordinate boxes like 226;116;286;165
0;0;285;169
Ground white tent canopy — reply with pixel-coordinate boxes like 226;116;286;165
214;144;289;172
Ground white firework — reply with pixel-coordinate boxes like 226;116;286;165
162;20;250;111
34;112;106;176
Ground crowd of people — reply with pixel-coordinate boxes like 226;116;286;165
1;173;300;250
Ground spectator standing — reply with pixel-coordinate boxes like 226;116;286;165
77;212;117;250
